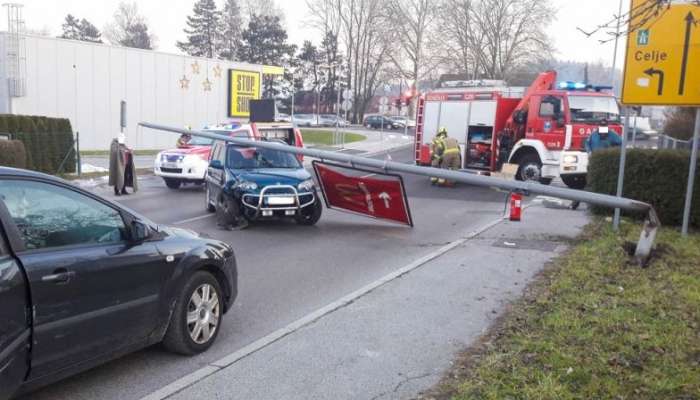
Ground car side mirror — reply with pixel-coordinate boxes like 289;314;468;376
131;220;151;243
513;110;527;124
210;160;223;170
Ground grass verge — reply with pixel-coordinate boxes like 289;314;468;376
424;221;700;400
300;129;366;146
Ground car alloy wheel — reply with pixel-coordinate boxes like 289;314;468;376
187;283;220;345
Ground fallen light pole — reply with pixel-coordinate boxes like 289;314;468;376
139;122;660;264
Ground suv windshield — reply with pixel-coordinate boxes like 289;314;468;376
187;136;214;146
568;95;621;123
227;145;301;169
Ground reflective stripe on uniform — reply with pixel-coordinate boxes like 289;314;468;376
443;148;460;155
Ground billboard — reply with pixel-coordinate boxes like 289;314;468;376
228;69;261;118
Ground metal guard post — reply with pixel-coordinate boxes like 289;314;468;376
139;122;660;264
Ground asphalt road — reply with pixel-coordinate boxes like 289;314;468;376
23;148;507;400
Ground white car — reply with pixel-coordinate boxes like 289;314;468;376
154;135;214;189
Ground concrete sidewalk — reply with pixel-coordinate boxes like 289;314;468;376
144;202;589;400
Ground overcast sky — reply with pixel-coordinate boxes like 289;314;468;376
1;0;629;67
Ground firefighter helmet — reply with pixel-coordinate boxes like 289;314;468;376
438;127;448;137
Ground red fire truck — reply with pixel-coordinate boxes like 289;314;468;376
414;71;622;188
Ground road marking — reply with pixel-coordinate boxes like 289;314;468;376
139;214;508;400
171;214;215;225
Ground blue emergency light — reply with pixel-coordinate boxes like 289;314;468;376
558;81;587;90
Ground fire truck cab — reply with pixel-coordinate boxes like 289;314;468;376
415;71;622;188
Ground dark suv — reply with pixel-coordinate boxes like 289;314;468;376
0;167;237;399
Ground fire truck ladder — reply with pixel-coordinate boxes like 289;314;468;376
414;97;426;162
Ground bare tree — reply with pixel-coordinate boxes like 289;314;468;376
104;2;157;49
470;0;553;79
308;0;392;122
438;0;482;78
385;0;438;99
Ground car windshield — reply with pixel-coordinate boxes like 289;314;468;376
568;96;621;123
227;145;301;169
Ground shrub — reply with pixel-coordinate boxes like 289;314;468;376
588;148;700;227
0;140;27;169
0;114;75;173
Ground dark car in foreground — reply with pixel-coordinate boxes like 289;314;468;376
205;140;323;227
0;167;237;400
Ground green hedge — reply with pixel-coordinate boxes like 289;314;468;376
588;148;700;227
0;140;27;169
0;114;75;173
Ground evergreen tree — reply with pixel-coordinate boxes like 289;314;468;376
177;0;221;58
238;14;296;97
60;15;103;43
59;14;81;40
237;14;295;65
218;0;243;60
120;22;153;49
78;19;102;42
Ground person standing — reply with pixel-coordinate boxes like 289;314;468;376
109;134;138;196
571;119;622;209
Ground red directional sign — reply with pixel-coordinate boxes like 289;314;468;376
313;161;413;226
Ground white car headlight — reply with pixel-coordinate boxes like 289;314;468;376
235;181;258;191
563;155;579;164
298;179;315;191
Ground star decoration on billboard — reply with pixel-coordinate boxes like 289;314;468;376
191;61;200;74
213;64;222;78
179;75;190;89
203;78;212;92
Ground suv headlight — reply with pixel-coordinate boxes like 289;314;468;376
183;154;206;165
298;179;315;192
563;155;579;164
234;181;258;191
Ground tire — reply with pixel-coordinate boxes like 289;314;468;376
164;178;182;190
205;185;216;213
217;193;246;227
561;174;587;190
162;271;223;355
516;154;550;184
296;196;323;226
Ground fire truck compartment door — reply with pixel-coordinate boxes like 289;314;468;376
467;101;497;126
438;102;469;144
423;101;442;144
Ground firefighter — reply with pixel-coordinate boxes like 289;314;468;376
430;127;447;184
440;134;462;186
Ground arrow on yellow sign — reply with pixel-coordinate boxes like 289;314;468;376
679;11;696;95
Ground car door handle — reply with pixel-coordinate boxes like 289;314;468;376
41;269;75;284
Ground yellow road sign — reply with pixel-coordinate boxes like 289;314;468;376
228;69;261;118
622;0;700;106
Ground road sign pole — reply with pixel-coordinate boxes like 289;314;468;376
631;111;638;148
613;107;631;231
681;108;700;235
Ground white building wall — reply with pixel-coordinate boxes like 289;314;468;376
4;33;265;150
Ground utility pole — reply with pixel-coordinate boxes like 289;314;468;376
609;0;624;87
